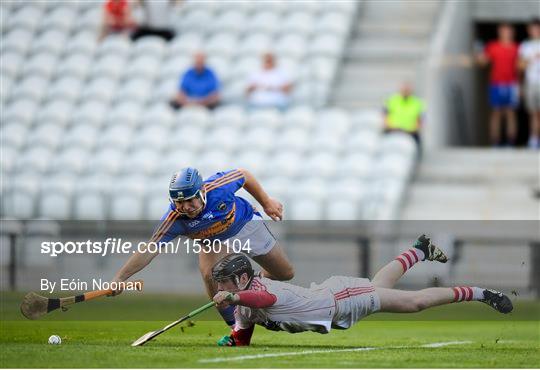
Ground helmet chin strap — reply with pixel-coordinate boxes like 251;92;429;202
235;274;253;291
174;190;207;216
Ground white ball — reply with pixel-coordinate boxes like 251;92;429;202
48;335;61;345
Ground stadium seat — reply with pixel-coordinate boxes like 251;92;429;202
176;106;211;127
0;145;18;174
99;125;134;151
10;76;49;104
56;53;93;80
282;12;314;36
82;77;118;103
91;54;126;79
3;188;38;219
4;99;39;126
283;106;315;130
237;33;272;56
88;148;125;175
196;150;232;175
37;99;73;126
154;79;179;104
115;78;153;104
289;199;324;220
276;127;311;153
62;124;99;151
97;36;131;57
309;34;343;58
180;10;213;34
231;150;267;176
212;105;247;129
334;178;368;201
212;10;247;34
266;151;303;178
222;80;247;104
124;55;160;80
38;191;72;219
16;146;54;174
248;109;282;130
159;148;195;175
31;30;67;55
318;12;351;36
206;33;238;58
303;152;338;178
247;11;280;35
1;124;28;149
230;56;259;81
275;34;307;59
65;31;97;56
170;126;205;152
106;101;142;127
7;6;42;33
309;134;342;154
168;32;203;57
25;124;64;150
352;110;384;132
205;127;240;153
379;132;418;157
326;200;360;220
40;5;76;32
141;103;175;128
133;37;166;58
1;52;24;79
207;55;231;82
22;52;57;79
121;149;160;175
71;100;109;126
73;191;107;220
339;153;373;179
77;7;102;33
47;77;83;102
146;193;170;220
242;127;276;152
50;148;89;174
132;126;170;150
345;131;381;156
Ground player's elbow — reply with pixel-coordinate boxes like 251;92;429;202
276;266;295;281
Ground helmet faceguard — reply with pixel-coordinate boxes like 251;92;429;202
169;167;207;216
212;254;255;291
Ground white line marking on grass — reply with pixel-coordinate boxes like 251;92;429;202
198;341;472;363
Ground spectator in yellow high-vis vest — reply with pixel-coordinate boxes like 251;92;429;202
383;82;425;147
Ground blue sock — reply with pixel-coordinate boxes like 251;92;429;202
217;305;236;327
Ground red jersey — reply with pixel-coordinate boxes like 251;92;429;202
485;41;519;84
104;0;129;26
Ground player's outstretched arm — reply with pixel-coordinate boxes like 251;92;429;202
213;290;277;309
111;249;160;295
239;168;283;221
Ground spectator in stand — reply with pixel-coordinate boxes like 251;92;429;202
131;0;181;42
519;18;540;149
169;52;220;110
99;0;137;41
477;23;519;147
383;81;425;149
246;52;293;110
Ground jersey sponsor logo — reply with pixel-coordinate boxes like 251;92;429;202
188;220;200;227
201;212;214;220
187;204;236;239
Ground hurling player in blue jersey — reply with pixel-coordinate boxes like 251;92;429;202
111;167;294;326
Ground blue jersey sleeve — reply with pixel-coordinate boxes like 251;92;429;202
149;206;184;244
204;169;245;195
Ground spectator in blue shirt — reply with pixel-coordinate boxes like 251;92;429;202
170;52;220;110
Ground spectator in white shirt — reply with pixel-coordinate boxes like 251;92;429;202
246;53;293;110
519;18;540;149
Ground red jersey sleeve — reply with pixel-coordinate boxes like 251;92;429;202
236;290;277;308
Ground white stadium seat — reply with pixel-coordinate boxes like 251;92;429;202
170;126;205;152
78;7;101;32
99;124;134;151
16;146;54;173
132;37;166;58
4;99;39;126
7;6;42;33
132;126;170;149
238;33;272;57
38;191;72;219
74;191;107;220
303;152;338;178
242;127;276;152
91;54;127;79
352;110;384;132
247;11;280;35
159;148;195;175
40;5;76;32
82;78;117;103
56;53;93;79
37;99;73;126
275;127;310;153
283;106;315;130
275;34;307;59
206;33;238;58
327;200;360;220
282;12;314;36
205;127;240;153
168;32;203;57
65;31;97;56
196;150;232;175
146;193;170;220
180;10;213;34
50;148;89;174
289;199;324;220
47;77;83;102
71;100;109;126
115;78;153;104
22;52;57;79
212;105;247;129
309;34;343;58
248;109;282;130
345;131;381;156
88;148;125;175
212;10;247;34
121;149;160;175
1;52;24;79
318;12;351;36
31;30;68;55
176;106;211;127
62;124;99;151
97;36;131;57
340;153;373;178
124;55;161;80
266;151;303;178
141;104;175;128
1;124;28;149
10;76;49;103
25;124;63;150
379;132;418;157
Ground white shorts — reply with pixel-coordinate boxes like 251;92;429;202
317;276;380;330
225;214;277;257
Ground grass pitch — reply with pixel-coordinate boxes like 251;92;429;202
1;292;538;368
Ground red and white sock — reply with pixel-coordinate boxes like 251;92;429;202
395;248;424;272
452;286;484;302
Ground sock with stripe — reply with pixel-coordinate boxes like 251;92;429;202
217;305;236;327
395;248;424;272
452;286;484;302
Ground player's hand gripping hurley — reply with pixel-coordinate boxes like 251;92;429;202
131;294;234;347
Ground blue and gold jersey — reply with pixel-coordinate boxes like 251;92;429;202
150;169;256;243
